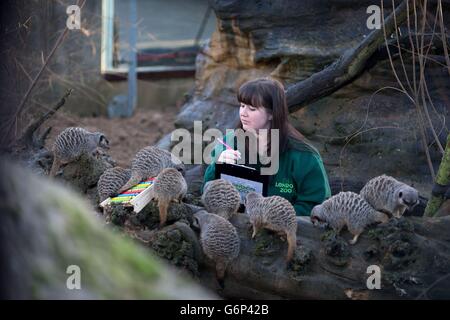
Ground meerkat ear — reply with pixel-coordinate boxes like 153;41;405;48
99;134;109;146
398;191;403;198
192;216;200;229
175;164;185;174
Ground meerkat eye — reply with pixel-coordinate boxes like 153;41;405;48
399;192;403;198
100;135;109;144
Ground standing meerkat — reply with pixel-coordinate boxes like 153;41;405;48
151;168;187;227
50;127;109;176
118;146;184;193
360;174;419;218
97;167;131;202
193;210;240;285
201;179;241;220
244;192;298;262
311;191;389;245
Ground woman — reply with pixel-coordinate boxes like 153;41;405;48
203;78;331;216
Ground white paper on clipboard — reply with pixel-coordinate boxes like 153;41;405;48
220;173;264;204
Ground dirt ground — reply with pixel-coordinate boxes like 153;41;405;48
44;107;178;168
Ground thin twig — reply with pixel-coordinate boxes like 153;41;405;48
6;0;86;140
382;0;436;180
437;0;450;76
339;126;409;191
392;0;414;96
316;86;412;141
18;89;73;148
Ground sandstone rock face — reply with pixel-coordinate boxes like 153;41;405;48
173;0;450;197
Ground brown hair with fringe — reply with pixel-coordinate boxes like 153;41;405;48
237;77;310;152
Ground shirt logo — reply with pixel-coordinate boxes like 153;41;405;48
275;181;294;194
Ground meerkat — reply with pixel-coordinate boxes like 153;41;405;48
360;174;419;218
97;167;131;202
151;168;187;227
244;192;298;262
193;210;240;285
50;127;109;176
201;179;241;220
311;191;389;245
118;146;184;193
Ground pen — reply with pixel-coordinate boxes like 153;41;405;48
217;138;241;159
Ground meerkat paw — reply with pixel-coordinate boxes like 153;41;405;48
277;232;286;242
90;149;100;159
349;234;360;245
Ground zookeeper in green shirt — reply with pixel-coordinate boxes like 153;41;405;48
203;77;331;216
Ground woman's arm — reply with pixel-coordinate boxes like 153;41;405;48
203;160;217;191
202;138;229;192
292;152;331;216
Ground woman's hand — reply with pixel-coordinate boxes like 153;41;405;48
217;149;241;164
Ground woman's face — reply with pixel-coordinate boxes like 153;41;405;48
239;102;272;131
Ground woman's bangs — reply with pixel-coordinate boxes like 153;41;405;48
237;82;264;108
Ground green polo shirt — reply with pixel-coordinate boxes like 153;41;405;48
202;133;331;216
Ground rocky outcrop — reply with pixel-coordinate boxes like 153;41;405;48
0;159;215;299
172;0;450;197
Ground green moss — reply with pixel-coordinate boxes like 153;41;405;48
4;158;212;299
424;134;450;217
424;196;445;217
40;187;167;298
320;229;337;242
289;245;312;273
110;205;131;226
320;230;351;267
149;228;199;276
365;219;419;273
253;230;275;256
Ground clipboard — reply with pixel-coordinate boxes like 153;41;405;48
215;163;269;209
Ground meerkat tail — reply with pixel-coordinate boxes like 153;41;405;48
49;159;60;177
215;262;226;280
158;197;170;227
251;224;258;239
118;174;142;194
286;231;297;262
